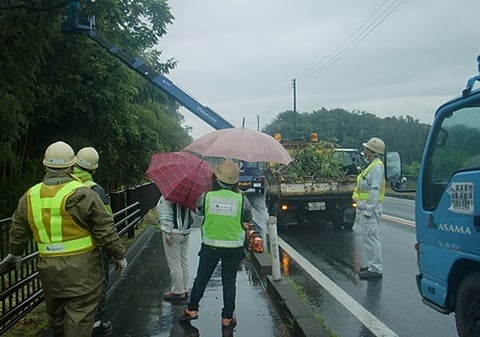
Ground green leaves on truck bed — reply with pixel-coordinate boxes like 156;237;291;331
279;141;346;181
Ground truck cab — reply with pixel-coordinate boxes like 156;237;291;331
238;161;266;194
387;55;480;337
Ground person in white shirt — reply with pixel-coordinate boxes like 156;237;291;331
157;195;193;301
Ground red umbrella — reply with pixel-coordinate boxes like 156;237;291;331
146;152;213;211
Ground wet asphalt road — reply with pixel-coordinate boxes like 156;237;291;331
245;192;457;337
104;227;291;337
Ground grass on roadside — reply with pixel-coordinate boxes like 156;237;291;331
284;276;340;337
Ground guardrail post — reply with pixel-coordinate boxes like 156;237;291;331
126;187;136;238
268;216;282;281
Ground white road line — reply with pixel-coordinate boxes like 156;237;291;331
381;214;415;227
279;237;399;337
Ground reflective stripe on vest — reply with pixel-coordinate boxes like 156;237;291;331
352;158;385;202
202;190;245;248
28;180;95;256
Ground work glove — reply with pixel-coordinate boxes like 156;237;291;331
114;257;128;276
0;254;22;273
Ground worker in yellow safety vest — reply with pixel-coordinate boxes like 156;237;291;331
179;159;252;330
73;146;114;336
0;141;126;337
352;137;386;280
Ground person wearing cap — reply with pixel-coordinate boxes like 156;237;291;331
0;141;127;336
179;159;252;330
73;147;114;335
352;137;386;280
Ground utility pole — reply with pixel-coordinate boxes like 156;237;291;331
257;115;260;131
292;78;297;138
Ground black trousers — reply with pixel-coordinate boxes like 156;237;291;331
188;244;245;318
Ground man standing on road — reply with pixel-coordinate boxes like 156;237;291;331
352;137;386;280
74;146;114;336
0;141;127;336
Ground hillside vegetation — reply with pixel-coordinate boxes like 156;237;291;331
0;1;429;217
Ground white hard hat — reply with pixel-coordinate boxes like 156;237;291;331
43;141;76;168
76;147;99;170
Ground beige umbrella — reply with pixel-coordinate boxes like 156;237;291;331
183;127;293;165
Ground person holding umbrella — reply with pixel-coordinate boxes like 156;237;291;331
179;159;252;330
157;195;193;302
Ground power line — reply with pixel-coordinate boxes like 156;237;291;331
297;0;404;82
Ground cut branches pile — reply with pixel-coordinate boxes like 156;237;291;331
279;141;346;181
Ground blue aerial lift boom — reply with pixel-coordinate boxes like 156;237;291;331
61;8;266;193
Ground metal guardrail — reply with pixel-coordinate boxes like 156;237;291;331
0;182;160;334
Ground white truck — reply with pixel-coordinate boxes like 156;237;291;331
265;137;365;229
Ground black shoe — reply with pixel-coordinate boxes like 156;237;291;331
359;266;369;272
359;270;383;279
92;321;112;336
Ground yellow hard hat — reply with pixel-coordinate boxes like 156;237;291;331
43;141;76;168
214;159;240;185
76;147;99;170
362;137;385;155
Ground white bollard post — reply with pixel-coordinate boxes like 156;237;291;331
268;216;282;281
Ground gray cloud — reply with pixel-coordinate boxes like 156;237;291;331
160;0;479;138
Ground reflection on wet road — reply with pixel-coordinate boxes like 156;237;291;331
104;228;290;337
245;191;457;337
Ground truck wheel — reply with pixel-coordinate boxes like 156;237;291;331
455;272;480;337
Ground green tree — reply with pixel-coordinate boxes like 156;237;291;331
0;0;191;216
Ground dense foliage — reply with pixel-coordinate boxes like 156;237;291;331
262;108;430;168
277;141;345;181
0;0;192;216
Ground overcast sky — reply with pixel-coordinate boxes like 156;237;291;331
159;0;479;139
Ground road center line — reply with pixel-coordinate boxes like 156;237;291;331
279;237;399;337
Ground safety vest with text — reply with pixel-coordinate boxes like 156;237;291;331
352;158;386;202
202;190;245;248
27;180;96;257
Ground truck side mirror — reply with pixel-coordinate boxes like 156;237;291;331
385;151;401;183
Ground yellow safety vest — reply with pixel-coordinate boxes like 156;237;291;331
27;180;96;257
352;158;385;202
202;190;245;248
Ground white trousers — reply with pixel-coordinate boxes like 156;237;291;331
162;232;190;294
356;211;383;273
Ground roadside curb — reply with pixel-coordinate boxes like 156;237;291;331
106;224;156;297
250;251;329;337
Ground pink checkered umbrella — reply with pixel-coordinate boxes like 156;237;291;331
146;152;213;211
